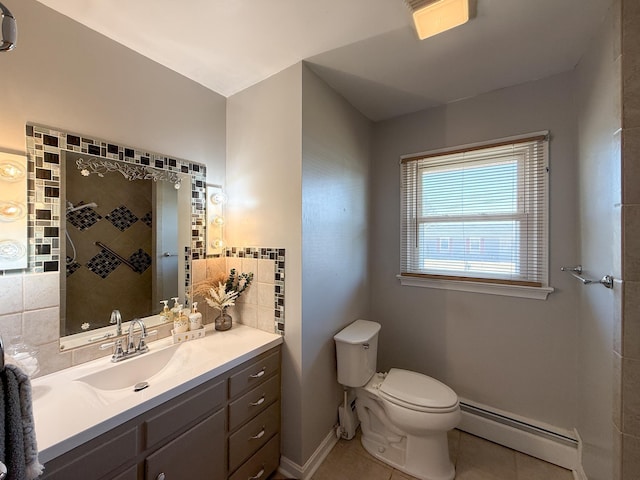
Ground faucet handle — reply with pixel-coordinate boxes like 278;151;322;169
137;330;157;352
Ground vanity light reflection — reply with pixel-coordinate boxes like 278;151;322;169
0;160;26;181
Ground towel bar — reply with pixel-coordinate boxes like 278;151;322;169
0;334;4;371
561;266;613;289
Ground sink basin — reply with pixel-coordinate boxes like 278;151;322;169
76;343;184;391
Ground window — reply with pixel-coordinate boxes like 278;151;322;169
400;133;551;296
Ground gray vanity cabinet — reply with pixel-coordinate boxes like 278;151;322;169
40;345;281;480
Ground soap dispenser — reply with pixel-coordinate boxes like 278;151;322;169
173;304;189;333
188;302;203;331
160;300;173;322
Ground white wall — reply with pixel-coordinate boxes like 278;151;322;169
0;0;226;375
575;3;620;478
226;64;304;464
301;65;371;462
370;72;580;432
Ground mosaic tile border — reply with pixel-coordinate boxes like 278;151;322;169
225;247;285;335
3;124;208;298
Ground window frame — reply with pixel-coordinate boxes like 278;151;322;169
398;132;554;300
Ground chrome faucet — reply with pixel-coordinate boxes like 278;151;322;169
110;309;122;336
100;318;153;362
127;318;148;354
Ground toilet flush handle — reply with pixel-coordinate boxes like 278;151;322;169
363;343;370;349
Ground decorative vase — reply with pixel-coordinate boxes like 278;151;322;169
215;308;232;331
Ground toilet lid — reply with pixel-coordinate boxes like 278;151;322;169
379;368;458;411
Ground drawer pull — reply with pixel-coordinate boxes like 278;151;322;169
249;467;265;480
250;368;266;379
156;473;166;480
250;395;266;407
250;427;266;440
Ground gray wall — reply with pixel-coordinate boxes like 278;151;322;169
301;65;371;462
1;0;226;184
575;3;619;478
370;72;581;431
226;64;372;468
0;0;226;375
226;63;304;465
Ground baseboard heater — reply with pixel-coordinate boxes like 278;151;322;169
459;401;578;448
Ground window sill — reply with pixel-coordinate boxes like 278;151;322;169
397;275;554;300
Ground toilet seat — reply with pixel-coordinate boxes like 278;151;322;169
378;368;459;413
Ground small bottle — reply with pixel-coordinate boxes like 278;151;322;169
159;300;173;322
173;304;189;333
188;302;203;331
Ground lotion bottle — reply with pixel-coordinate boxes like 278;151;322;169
173;303;189;333
159;300;173;322
188;302;203;331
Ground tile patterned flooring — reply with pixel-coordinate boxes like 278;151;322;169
271;429;574;480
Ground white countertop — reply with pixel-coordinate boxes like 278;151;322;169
32;324;283;464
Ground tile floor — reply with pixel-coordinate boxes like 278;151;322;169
271;429;574;480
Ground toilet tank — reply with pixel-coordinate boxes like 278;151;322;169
334;319;381;387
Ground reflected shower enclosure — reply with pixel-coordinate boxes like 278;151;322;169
61;152;179;336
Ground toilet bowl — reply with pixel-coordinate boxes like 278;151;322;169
334;320;460;480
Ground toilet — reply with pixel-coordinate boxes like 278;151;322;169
334;319;460;480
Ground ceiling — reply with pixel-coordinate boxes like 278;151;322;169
35;0;612;121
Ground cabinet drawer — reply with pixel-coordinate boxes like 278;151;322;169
229;350;280;398
229;374;280;430
229;401;280;472
145;379;225;448
145;408;225;480
229;434;280;480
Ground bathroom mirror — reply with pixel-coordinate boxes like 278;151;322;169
24;124;207;351
60;150;192;341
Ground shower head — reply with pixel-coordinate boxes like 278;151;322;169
0;2;16;52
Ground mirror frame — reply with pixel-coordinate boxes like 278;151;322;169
23;123;208;348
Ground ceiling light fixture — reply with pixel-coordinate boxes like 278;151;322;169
0;1;16;52
405;0;469;40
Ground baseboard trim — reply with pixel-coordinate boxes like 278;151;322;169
458;399;580;472
278;428;339;480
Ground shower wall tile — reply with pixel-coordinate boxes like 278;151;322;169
623;281;640;360
622;204;640;281
622;356;640;436
0;275;23;315
622;0;640;128
615;352;623;430
23;307;59;345
621;433;640;480
614;279;623;355
622;128;640;204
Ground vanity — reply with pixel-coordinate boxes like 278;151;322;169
32;325;283;480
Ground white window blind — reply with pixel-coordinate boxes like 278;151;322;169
400;133;549;287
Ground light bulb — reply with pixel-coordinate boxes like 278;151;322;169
210;191;227;205
211;239;225;249
0;161;26;182
212;216;224;226
0;201;26;221
0;240;26;260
